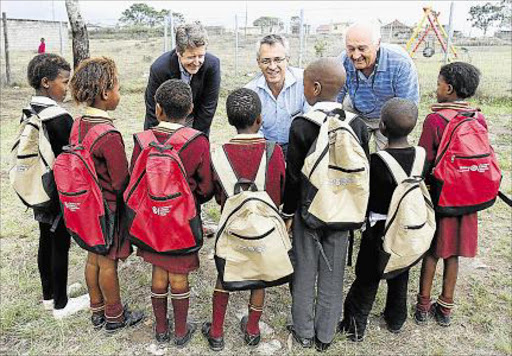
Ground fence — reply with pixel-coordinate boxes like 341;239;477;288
1;7;511;100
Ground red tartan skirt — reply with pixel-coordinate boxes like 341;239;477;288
431;212;478;259
137;249;200;274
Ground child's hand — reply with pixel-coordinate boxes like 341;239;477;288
285;218;293;233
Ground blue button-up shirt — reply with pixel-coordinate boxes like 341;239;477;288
178;59;192;84
337;43;419;120
245;67;310;144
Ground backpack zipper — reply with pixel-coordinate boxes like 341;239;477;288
229;227;275;240
150;192;182;201
125;171;146;202
383;184;420;236
434;118;473;166
328;165;365;173
450;152;490;163
216;197;279;237
59;189;87;196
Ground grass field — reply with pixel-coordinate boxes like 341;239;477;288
1;35;511;355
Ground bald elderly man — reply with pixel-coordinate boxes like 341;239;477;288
337;21;419;150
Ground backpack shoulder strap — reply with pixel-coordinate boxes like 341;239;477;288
411;147;426;177
82;123;119;151
134;130;158;150
253;142;269;191
166;127;203;152
375;151;408;184
301;110;326;126
212;145;238;198
36;106;70;122
435;108;459;122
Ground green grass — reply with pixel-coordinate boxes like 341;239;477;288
1;35;511;355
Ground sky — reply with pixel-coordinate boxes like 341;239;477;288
0;0;504;36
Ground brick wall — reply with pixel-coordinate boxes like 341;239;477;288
0;18;69;53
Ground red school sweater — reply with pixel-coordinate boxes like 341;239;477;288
213;134;286;210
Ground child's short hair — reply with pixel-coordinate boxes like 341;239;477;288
381;98;418;138
439;62;481;99
226;88;261;129
70;57;118;105
27;53;71;90
155;79;193;120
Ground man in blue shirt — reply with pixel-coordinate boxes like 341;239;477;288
246;34;309;156
337;22;419;151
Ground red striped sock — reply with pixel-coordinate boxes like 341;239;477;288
151;287;168;334
171;289;190;338
105;302;124;323
246;304;263;336
210;290;229;338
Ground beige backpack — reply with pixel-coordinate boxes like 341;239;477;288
212;142;293;291
301;108;369;229
376;147;436;278
10;105;67;209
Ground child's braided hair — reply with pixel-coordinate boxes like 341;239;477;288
439;62;481;99
70;56;118;105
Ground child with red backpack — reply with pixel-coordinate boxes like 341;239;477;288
201;88;287;351
66;57;144;331
127;79;213;346
12;53;89;318
415;62;500;327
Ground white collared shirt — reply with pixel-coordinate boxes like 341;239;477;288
245;66;309;144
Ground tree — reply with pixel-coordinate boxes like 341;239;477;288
499;0;512;28
253;16;284;33
65;0;89;69
119;3;184;27
468;2;503;35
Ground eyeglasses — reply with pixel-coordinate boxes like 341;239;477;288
259;57;287;66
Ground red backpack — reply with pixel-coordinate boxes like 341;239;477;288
124;128;203;255
54;117;118;254
431;109;501;216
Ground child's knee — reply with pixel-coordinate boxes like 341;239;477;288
169;273;189;291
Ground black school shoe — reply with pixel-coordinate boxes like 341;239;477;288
338;318;365;342
431;303;451;327
91;313;106;330
155;319;171;343
174;323;197;348
240;316;261;346
201;321;225;351
314;336;331;352
105;308;145;333
414;304;432;325
286;324;313;348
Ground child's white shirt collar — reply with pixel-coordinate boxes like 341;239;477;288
156;121;183;131
309;101;342;114
31;96;58;107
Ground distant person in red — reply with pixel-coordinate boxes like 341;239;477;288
38;38;46;54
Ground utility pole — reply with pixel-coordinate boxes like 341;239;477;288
235;14;239;76
170;12;175;50
163;16;168;52
2;12;11;85
298;9;304;68
444;2;455;63
244;1;248;40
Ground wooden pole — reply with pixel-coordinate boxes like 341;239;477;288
235;14;239;77
2;12;11;86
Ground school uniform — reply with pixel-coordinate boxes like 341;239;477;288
342;147;428;335
418;102;485;259
29;96;73;309
213;134;285;208
205;133;286;343
130;121;214;273
77;107;131;260
282;101;369;344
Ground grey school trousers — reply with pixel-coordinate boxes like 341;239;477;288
291;214;349;344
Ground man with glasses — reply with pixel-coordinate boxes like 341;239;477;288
144;23;221;135
245;34;309;157
337;21;419;150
